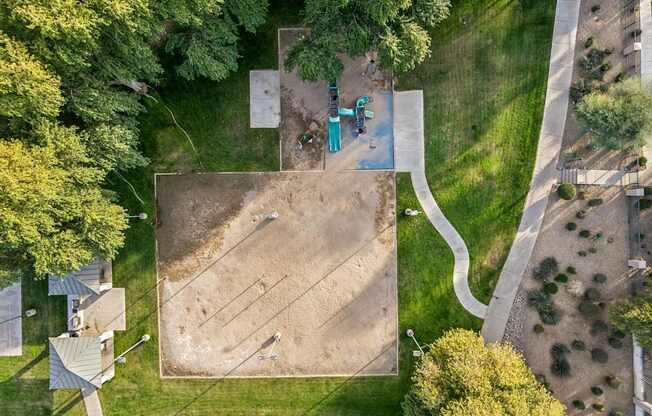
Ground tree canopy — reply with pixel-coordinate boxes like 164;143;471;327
0;0;269;283
610;289;652;349
576;78;652;150
285;0;451;82
402;329;565;416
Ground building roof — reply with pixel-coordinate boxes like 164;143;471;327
80;288;127;336
48;259;111;296
49;337;102;390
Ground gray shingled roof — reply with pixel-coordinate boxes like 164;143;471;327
49;337;102;390
48;260;104;296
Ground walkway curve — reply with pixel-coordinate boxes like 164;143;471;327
481;0;581;343
394;90;487;319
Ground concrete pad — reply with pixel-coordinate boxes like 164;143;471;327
393;90;424;173
155;172;398;377
250;70;280;128
0;282;21;356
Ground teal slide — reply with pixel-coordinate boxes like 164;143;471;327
328;84;342;152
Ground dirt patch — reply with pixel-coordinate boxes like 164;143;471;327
155;171;397;377
506;187;633;415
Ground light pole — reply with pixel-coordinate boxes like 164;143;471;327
115;334;150;364
126;212;148;220
406;329;425;357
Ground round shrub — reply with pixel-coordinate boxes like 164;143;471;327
539;306;561;325
534;257;559;280
608;336;623;349
527;290;551;309
578;250;587;257
640;199;652;210
593;403;605;411
612;329;626;339
572;400;586;410
591;386;604;396
640;156;648;168
571;339;586;351
588;198;604;207
533;324;544;334
566;222;577;231
606;375;622;389
554;273;568;283
609;410;625;416
558;183;576;200
585;287;602;301
593;273;607;284
576;209;587;219
579;300;600;317
591;348;609;363
566;266;577;274
550;343;570;359
550;357;571;377
543;282;558;295
591;320;608;334
579;229;591;238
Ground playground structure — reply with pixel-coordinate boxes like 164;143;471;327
328;83;374;153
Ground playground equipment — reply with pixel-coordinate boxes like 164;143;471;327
327;83;374;153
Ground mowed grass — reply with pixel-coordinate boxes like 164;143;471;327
399;0;556;304
3;0;555;414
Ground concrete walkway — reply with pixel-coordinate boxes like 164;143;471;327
560;168;639;186
394;90;487;319
0;282;21;356
82;388;104;416
481;0;581;343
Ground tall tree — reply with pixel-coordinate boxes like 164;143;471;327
0;32;63;127
0;122;128;286
611;290;652;348
285;0;451;82
576;77;652;150
403;329;565;416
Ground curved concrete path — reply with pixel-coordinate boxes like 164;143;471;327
481;0;581;343
394;90;487;319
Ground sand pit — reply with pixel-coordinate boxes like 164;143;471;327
155;171;398;377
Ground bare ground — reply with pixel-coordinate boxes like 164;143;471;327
155;171;398;377
505;186;634;415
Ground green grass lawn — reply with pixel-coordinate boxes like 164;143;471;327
399;0;556;304
1;0;555;414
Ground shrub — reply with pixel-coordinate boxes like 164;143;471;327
571;339;586;351
528;290;551;309
578;250;587;257
566;266;577;274
585;287;602;301
608;336;623;349
640;156;648;168
579;300;600;317
591;348;609;363
534;257;558;280
609;410;625;416
543;282;558;295
550;357;571;377
593;403;605;411
533;324;544;334
615;72;625;82
593;273;607;284
554;273;568;283
584;37;594;48
588;198;604;207
572;400;586;410
612;329;626;339
591;386;604;396
579;229;591;238
550;343;570;359
565;222;577;231
591;320;609;334
606;375;622;389
640;199;652;210
601;62;612;72
539;305;561;325
591;5;601;12
558;183;576;200
588;247;597;254
576;209;587;219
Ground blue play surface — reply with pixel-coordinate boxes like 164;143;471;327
326;91;394;170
